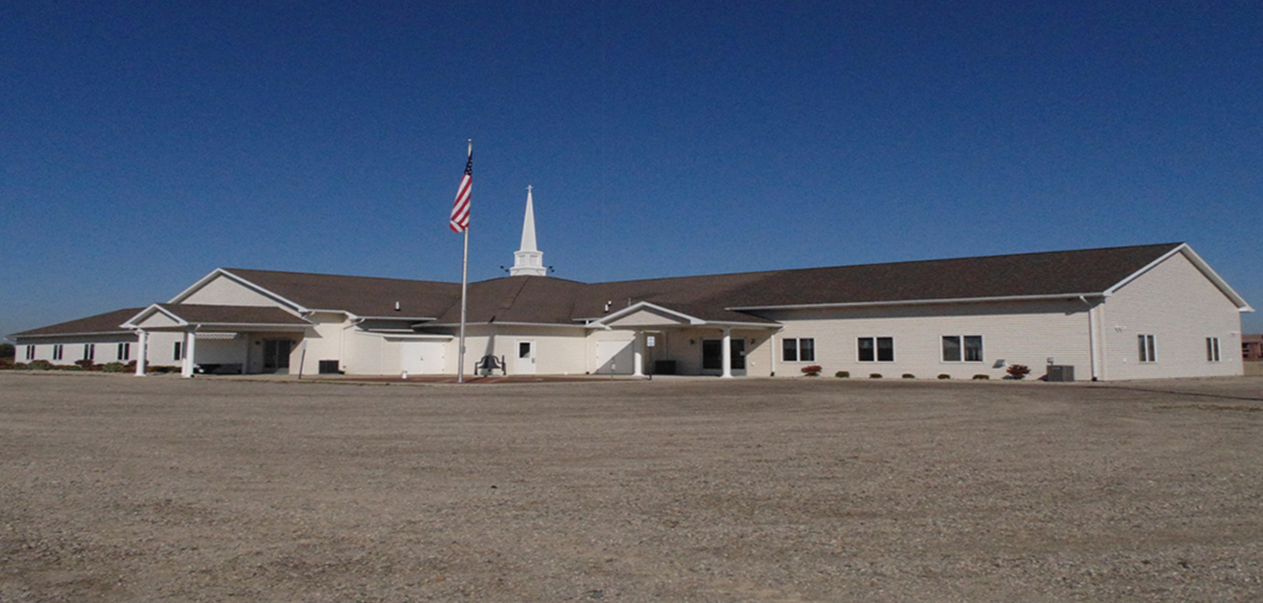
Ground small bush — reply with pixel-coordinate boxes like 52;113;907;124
869;373;883;379
12;362;28;370
801;365;822;377
901;373;915;379
937;374;951;380
972;374;989;380
74;359;98;371
1006;364;1031;380
834;371;850;378
102;362;128;373
0;359;13;370
27;360;54;371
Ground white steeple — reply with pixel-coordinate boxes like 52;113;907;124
510;185;547;277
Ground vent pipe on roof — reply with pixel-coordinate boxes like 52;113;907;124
395;301;400;312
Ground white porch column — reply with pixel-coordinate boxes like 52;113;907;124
721;328;733;378
181;328;196;378
134;330;148;376
632;331;644;377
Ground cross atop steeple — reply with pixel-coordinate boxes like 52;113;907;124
510;186;546;277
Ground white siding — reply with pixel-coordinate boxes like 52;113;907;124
180;274;286;307
762;300;1092;380
1100;251;1244;380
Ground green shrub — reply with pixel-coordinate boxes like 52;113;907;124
74;359;98;371
869;373;882;379
834;371;850;378
27;360;53;371
972;374;989;380
102;362;128;373
937;374;951;380
901;373;915;379
0;359;13;370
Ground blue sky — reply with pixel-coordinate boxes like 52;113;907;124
3;0;1260;340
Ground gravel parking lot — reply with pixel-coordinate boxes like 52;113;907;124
2;372;1262;602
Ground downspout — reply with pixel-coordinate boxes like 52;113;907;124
1079;296;1099;381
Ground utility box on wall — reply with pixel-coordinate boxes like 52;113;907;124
1046;365;1075;382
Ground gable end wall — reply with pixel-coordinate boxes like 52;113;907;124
1100;252;1243;380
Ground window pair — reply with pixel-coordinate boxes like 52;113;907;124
782;338;814;362
942;336;983;362
858;337;894;362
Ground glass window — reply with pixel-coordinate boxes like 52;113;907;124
859;337;894;362
1207;337;1220;362
877;337;894;362
118;342;130;361
1138;334;1155;363
858;337;874;362
964;336;983;362
799;338;815;362
84;344;95;361
942;336;961;362
782;338;814;362
53;344;64;360
174;341;183;361
26;345;35;360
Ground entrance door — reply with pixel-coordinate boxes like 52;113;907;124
516;340;536;375
701;338;746;375
702;340;723;372
730;339;746;376
401;341;446;374
263;339;292;374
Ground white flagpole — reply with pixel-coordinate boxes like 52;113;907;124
457;140;471;383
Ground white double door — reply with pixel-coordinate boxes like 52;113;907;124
401;341;446;374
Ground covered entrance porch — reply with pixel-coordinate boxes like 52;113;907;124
589;301;780;378
123;304;314;377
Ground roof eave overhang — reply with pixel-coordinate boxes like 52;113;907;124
122;304;187;329
591;301;707;327
727;292;1109;312
356;315;437;322
591;301;779;329
10;330;135;340
423;321;587;329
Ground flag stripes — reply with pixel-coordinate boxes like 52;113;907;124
450;152;472;233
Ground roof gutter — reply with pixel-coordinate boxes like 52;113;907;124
727;292;1109;312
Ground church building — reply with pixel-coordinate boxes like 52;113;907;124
10;190;1254;381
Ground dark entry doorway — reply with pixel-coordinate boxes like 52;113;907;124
702;338;745;373
263;339;292;372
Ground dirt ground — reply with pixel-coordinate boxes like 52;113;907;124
2;373;1263;602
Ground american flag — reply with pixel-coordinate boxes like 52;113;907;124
449;151;472;233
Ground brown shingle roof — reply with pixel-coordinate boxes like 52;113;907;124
221;268;460;318
154;304;310;326
9;308;144;339
573;242;1184;315
12;243;1194;339
244;243;1188;324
